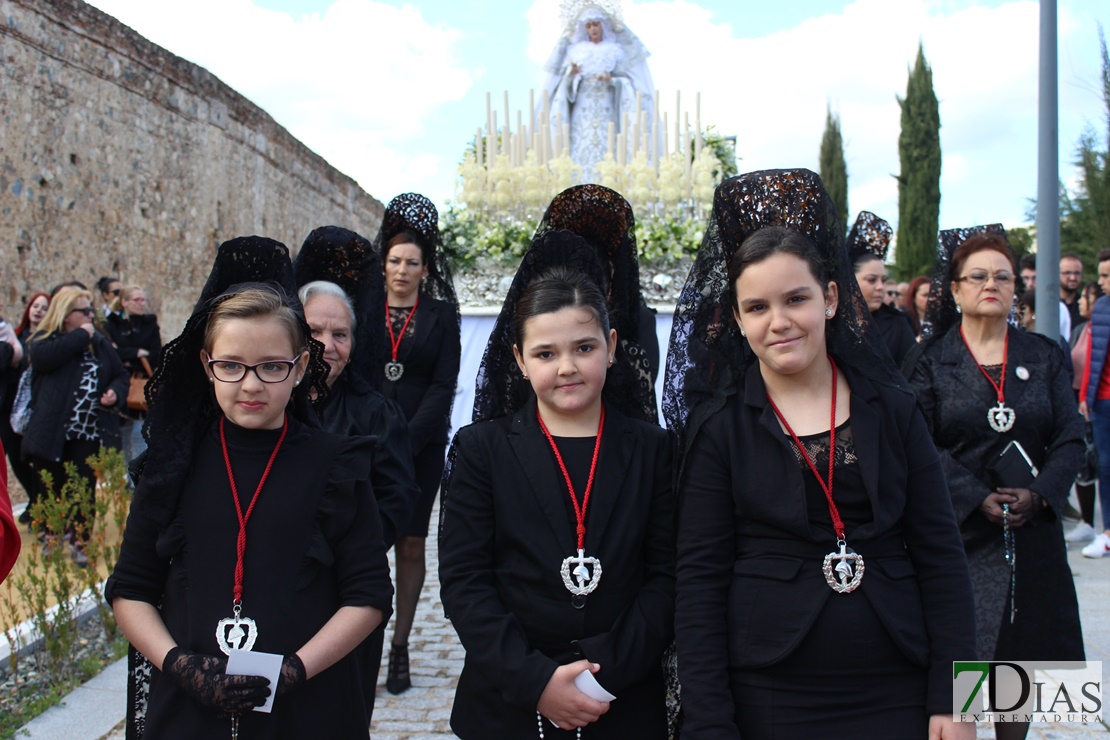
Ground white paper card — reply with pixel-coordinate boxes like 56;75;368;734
574;669;617;702
226;649;283;713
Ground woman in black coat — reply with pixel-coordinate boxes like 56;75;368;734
848;211;916;367
103;285;162;466
23;286;128;562
373;193;461;693
904;228;1084;740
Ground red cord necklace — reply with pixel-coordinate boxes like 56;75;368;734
384;296;419;382
959;326;1015;433
536;403;605;608
214;414;288;655
766;356;864;593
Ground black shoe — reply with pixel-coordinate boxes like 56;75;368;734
386;643;411;694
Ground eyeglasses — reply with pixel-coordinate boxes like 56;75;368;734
1061;271;1083;277
954;272;1014;287
68;307;95;317
885;290;900;297
109;289;120;296
207;357;300;383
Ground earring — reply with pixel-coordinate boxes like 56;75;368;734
825;308;833;318
608;357;614;366
956;304;962;314
208;376;214;383
294;380;300;386
522;372;528;379
739;327;746;337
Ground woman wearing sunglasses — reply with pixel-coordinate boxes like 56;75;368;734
22;286;128;565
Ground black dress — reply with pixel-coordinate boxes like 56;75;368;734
383;296;460;537
105;417;394;739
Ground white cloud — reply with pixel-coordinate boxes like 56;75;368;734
87;0;475;200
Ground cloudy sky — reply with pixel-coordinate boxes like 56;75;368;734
85;0;1107;234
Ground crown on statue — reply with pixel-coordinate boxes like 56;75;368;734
559;0;625;37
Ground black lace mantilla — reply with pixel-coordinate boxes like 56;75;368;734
846;210;893;263
373;192;459;309
919;223;1009;340
662;169;902;459
472;230;655;425
293;225;387;394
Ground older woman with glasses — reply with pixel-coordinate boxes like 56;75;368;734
905;228;1085;740
22;286;129;565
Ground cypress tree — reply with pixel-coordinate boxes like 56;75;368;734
894;44;942;280
819;106;849;231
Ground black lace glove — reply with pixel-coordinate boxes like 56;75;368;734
277;653;307;696
162;647;271;712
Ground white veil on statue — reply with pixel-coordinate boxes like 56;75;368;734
540;0;655;183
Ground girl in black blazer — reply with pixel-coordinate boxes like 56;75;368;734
667;170;976;739
440;266;675;739
373;193;462;693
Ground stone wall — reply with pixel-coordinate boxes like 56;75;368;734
0;0;384;335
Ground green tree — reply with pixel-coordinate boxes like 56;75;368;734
894;44;942;280
819;106;848;231
1059;29;1110;272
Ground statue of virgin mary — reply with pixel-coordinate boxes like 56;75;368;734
540;1;655;183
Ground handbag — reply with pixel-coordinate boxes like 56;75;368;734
126;356;154;412
10;368;33;434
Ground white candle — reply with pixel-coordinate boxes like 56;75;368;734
608;122;615;159
477;128;484;171
652;90;659;168
492;111;498;157
504;91;511;155
695;92;703;158
529;88;536;140
562;123;571;159
662;112;669;157
675;91;682;155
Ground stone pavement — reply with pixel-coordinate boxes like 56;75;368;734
15;504;1110;739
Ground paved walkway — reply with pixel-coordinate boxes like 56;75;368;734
14;507;1110;739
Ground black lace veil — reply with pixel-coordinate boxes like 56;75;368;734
136;236;328;522
531;184;657;422
372;192;459;310
293;226;386;394
846;210;893;263
471;230;655;424
662;169;903;455
534;184;643;344
919;223;1008;340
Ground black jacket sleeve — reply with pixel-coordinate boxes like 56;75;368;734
407;313;461;452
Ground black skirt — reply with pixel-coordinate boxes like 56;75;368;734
730;588;928;739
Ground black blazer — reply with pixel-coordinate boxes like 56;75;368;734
439;403;675;739
23;330;129;461
675;362;976;736
383;295;460;452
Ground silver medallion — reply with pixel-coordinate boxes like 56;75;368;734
216;608;258;655
822;541;864;593
560;548;602;597
987;402;1016;433
385;361;404;382
1015;366;1030;381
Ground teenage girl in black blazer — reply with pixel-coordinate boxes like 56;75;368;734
441;265;674;738
667;170;976;739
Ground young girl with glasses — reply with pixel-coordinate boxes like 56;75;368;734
107;238;393;739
